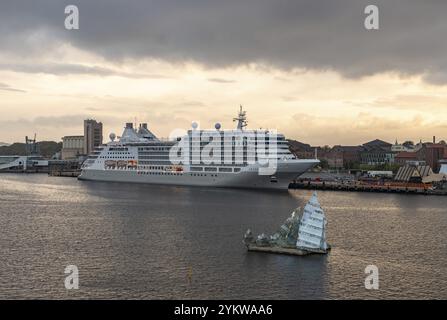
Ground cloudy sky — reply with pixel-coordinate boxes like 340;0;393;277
1;0;447;145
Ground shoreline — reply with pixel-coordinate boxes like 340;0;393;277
1;171;446;195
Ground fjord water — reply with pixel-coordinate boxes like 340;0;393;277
0;174;446;299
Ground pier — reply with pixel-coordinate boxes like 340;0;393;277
290;180;447;195
48;170;81;177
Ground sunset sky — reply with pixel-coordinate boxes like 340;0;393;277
1;0;447;146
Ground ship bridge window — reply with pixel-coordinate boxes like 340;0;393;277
204;167;217;172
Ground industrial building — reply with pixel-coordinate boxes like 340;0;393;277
61;135;84;160
60;119;103;160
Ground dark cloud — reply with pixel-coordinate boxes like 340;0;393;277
0;62;169;78
1;1;447;83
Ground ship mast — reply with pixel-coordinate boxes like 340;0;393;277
233;105;248;130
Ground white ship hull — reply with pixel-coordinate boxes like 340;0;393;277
79;160;319;190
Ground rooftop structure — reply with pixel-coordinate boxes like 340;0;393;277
394;164;433;183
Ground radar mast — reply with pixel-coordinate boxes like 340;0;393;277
233;105;248;130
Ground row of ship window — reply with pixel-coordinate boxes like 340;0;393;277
138;147;169;151
140;151;290;156
105;166;240;173
190;167;241;173
101;151;132;159
183;137;287;141
137;143;288;151
100;156;133;159
109;148;128;152
136;171;218;177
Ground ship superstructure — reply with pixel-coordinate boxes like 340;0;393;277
79;108;319;190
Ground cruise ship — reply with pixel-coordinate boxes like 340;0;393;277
78;108;319;190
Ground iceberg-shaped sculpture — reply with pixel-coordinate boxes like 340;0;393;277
243;192;330;256
296;192;328;252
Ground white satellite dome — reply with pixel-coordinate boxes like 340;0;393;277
192;122;198;129
109;132;116;141
215;123;221;130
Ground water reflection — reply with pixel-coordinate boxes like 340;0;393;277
0;174;446;299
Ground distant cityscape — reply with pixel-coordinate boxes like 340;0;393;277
289;137;447;174
0;119;103;174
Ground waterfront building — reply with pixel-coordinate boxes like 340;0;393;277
391;140;415;152
84;119;103;155
415;142;447;173
0;156;28;171
0;156;48;172
330;145;363;168
325;149;344;169
395;151;418;166
288;140;316;159
360;139;395;165
422;144;446;172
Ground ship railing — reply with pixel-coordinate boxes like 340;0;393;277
155;137;179;142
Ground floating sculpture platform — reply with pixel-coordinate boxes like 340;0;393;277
244;192;330;256
246;244;311;256
246;244;330;256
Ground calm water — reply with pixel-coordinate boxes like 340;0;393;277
0;174;446;299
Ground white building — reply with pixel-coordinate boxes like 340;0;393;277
391;140;415;152
440;160;447;175
61;135;84;160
